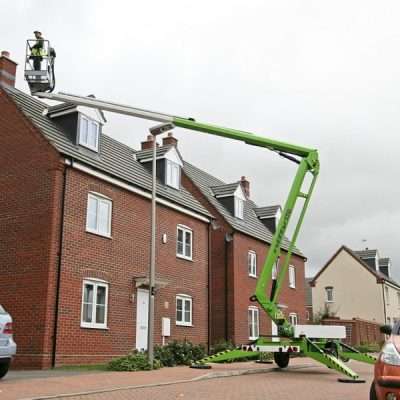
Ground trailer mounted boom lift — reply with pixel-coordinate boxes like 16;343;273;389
28;87;375;382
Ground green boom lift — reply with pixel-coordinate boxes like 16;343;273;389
27;81;375;383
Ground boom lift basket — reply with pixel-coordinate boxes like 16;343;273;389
24;39;55;94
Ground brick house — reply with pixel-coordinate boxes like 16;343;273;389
0;52;212;368
0;50;308;368
181;159;308;345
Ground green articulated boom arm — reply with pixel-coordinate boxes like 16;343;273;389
173;118;320;337
35;91;319;337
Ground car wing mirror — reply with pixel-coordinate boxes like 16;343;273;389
380;325;392;335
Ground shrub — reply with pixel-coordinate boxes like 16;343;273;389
154;340;206;367
108;351;161;371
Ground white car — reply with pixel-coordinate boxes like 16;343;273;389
0;305;16;379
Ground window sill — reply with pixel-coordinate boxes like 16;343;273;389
176;255;193;262
248;274;257;279
289;285;296;289
80;324;109;330
86;229;112;239
176;322;193;327
249;336;259;341
325;300;334;303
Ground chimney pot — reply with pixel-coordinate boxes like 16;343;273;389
162;132;178;147
141;134;159;150
240;176;250;199
0;50;18;88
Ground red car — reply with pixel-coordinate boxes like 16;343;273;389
371;323;400;400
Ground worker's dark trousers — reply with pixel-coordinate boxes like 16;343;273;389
33;56;42;71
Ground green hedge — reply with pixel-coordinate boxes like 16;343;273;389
108;340;206;371
108;351;161;371
155;340;206;367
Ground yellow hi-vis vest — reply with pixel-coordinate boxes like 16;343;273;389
31;44;46;57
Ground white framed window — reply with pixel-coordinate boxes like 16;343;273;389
288;265;296;288
176;294;192;326
166;160;180;189
325;286;334;303
248;251;257;277
306;310;310;321
79;115;99;152
248;307;259;340
81;279;109;329
289;313;298;325
86;193;112;237
386;287;390;306
397;292;400;308
177;225;193;260
234;196;244;219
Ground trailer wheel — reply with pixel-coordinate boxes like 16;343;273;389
274;352;290;368
0;359;11;379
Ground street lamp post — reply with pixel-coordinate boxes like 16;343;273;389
147;132;157;367
147;123;175;367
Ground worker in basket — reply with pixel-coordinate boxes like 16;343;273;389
30;30;46;71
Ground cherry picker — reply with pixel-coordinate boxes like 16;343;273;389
25;47;375;382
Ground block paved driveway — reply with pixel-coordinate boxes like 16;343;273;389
0;359;374;400
57;362;374;400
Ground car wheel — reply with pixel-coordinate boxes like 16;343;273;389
369;381;377;400
274;352;290;368
0;359;11;379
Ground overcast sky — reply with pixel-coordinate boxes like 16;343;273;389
3;0;400;278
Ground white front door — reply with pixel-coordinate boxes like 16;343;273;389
136;289;149;351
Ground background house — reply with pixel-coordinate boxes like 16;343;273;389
311;245;399;332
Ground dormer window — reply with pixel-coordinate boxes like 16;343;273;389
211;182;246;219
166;160;180;189
136;144;183;190
79;115;99;152
254;205;281;233
46;103;106;153
234;196;244;219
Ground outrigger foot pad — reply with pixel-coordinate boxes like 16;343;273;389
190;364;212;369
337;378;366;384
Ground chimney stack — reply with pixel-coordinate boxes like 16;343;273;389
141;135;160;150
162;131;178;147
0;51;17;88
240;176;250;199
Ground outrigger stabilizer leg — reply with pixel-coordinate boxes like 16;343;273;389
32;91;376;382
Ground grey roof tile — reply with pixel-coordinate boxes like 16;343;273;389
254;205;281;219
210;183;240;197
354;249;377;259
4;87;211;219
183;161;303;257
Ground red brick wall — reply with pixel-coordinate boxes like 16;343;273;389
322;318;384;346
182;173;233;343
0;89;64;368
54;169;209;365
231;232;307;344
